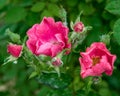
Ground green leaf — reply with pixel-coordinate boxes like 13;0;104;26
37;73;72;89
37;86;52;96
41;10;53;19
5;28;21;43
99;88;111;96
48;3;60;17
105;0;120;15
59;7;67;25
5;7;27;23
31;2;45;12
113;19;120;45
25;12;40;26
102;11;115;20
83;16;102;45
29;71;37;79
78;3;95;16
96;0;104;3
76;90;86;96
0;92;9;96
0;0;7;9
55;88;73;96
66;0;78;7
50;0;58;3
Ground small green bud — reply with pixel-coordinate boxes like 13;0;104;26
5;28;21;43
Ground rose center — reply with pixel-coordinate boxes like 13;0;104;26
92;56;100;66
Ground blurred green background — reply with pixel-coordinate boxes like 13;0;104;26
0;0;120;96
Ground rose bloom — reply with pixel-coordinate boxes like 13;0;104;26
7;43;23;58
73;22;84;32
26;17;71;57
79;42;116;78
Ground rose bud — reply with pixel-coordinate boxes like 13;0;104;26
7;43;23;58
73;22;84;33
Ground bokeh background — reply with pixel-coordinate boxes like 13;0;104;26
0;0;120;96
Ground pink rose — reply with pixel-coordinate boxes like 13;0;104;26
79;42;116;78
7;43;23;58
73;22;84;32
26;17;71;57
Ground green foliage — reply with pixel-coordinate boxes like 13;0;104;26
105;0;120;15
31;2;45;12
37;73;72;89
100;34;110;45
78;2;95;16
0;0;8;9
5;7;27;23
47;3;60;17
113;19;120;45
37;86;73;96
0;0;120;96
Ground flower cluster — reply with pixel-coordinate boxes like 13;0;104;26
6;16;116;79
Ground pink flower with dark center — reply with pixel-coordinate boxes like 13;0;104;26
7;43;23;58
26;17;71;57
73;22;84;32
79;42;116;78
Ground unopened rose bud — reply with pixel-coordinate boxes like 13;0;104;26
52;57;62;67
73;22;84;33
7;43;23;58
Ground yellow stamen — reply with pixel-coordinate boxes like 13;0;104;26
92;56;100;66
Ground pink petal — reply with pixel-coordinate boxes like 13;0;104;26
27;24;39;39
36;42;52;56
51;44;63;57
26;39;37;55
55;34;65;48
81;69;101;79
